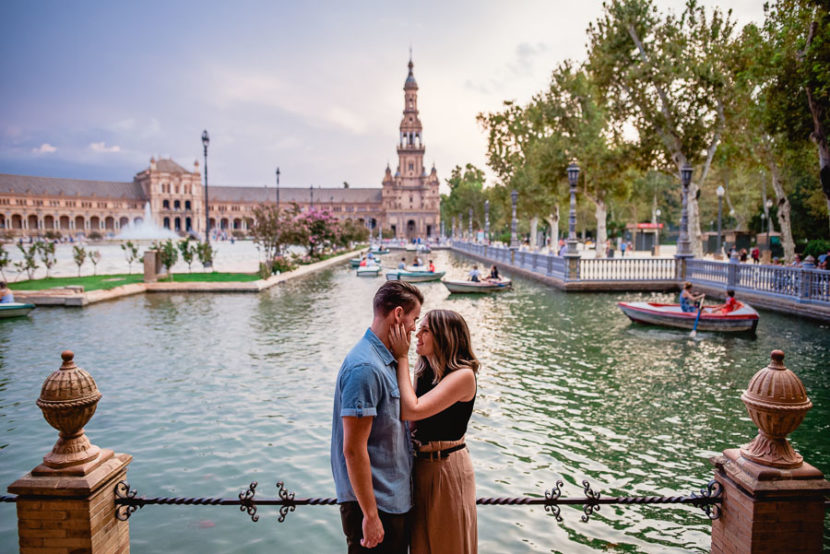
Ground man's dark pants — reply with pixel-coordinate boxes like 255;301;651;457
339;501;410;554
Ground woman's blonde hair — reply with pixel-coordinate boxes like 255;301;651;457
415;309;479;384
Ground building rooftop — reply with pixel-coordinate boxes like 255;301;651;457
0;174;146;199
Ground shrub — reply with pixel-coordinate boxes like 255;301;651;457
36;242;57;277
121;241;141;274
89;250;102;276
73;246;87;276
153;240;178;279
196;241;215;270
178;239;196;272
271;256;296;273
14;243;39;280
802;239;830;259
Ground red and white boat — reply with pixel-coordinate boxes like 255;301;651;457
617;301;759;334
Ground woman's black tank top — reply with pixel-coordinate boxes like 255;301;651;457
413;367;476;442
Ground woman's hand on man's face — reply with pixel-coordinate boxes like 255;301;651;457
389;323;411;360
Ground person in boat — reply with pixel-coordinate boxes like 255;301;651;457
398;257;407;270
708;289;738;314
485;265;500;282
359;256;368;267
428;260;436;273
413;257;423;267
468;265;481;283
679;281;704;313
389;309;480;554
0;282;13;304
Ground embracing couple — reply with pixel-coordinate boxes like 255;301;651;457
331;281;479;553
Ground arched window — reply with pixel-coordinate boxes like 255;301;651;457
163;200;170;209
163;217;170;229
174;200;181;210
185;200;191;210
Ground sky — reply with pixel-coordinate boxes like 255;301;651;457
0;1;766;194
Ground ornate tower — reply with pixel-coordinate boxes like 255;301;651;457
381;55;440;240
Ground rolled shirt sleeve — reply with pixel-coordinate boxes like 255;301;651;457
339;363;381;418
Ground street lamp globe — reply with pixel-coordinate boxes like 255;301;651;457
567;162;580;185
655;209;661;217
681;164;693;186
766;199;773;210
201;130;209;149
716;185;725;198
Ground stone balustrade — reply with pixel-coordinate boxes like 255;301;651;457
5;349;828;552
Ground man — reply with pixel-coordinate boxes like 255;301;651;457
468;265;481;282
331;281;424;553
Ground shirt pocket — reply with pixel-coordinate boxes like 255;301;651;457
389;387;401;417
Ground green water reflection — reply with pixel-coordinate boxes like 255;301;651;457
0;250;827;552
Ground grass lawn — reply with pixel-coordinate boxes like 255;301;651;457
11;272;260;292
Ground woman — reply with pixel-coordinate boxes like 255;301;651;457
390;310;478;554
486;265;500;281
679;281;704;313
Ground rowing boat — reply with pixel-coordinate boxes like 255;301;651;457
356;265;382;277
385;270;445;283
617;301;759;333
442;279;512;294
0;302;36;318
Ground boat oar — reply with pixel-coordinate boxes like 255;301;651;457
690;294;706;338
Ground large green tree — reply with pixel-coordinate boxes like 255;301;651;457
587;0;739;256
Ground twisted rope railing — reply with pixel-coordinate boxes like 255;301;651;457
72;478;729;524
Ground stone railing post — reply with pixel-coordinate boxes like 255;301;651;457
726;250;739;290
710;350;829;553
8;351;132;553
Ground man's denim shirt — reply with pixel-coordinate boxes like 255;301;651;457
331;328;413;514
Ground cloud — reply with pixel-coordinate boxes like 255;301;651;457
33;143;57;153
90;141;121;153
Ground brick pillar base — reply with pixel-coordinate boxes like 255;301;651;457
9;450;132;553
710;449;828;553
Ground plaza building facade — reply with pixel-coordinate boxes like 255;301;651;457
0;58;440;240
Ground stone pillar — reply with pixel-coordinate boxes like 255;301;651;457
143;250;162;283
710;350;829;554
8;351;132;553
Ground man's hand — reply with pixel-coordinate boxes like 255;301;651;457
361;512;384;548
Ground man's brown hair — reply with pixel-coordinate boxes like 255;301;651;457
373;281;424;316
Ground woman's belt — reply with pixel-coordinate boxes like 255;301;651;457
415;443;466;460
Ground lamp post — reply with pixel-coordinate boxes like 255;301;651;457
716;185;725;259
566;162;580;256
765;198;773;245
451;216;456;240
468;207;473;242
275;167;280;211
309;185;313;210
655;208;662;256
201;130;210;245
510;190;518;249
676;164;693;258
484;200;490;245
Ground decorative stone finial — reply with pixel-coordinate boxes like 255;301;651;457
740;350;812;468
36;351;102;469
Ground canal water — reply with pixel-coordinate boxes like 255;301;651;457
1;250;828;553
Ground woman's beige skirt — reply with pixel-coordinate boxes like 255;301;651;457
411;438;477;554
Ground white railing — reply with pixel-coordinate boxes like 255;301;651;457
451;241;830;306
579;258;676;281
